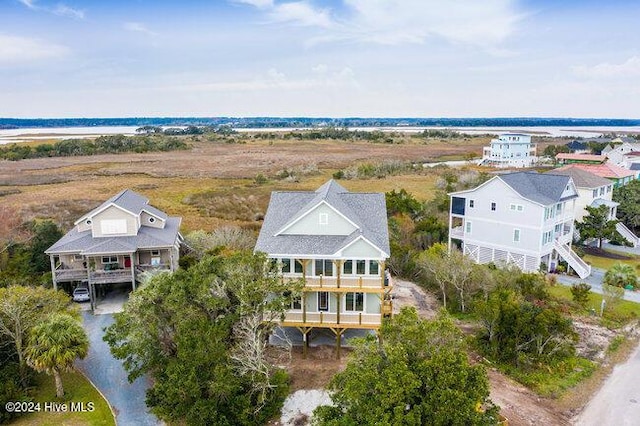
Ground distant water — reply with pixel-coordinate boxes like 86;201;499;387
1;120;639;144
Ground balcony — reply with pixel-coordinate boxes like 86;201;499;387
284;274;391;291
450;226;464;239
136;264;171;273
54;266;88;282
279;311;383;328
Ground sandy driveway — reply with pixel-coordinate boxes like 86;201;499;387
574;340;640;425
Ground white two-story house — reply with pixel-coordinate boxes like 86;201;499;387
448;171;591;278
553;166;638;247
46;189;182;310
481;133;537;168
255;180;391;356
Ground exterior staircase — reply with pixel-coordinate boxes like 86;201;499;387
553;241;591;279
616;222;639;247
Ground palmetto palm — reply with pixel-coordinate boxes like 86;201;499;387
25;313;89;398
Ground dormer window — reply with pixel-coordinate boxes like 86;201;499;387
148;217;156;224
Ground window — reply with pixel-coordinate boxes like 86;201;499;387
151;250;160;256
517;205;523;212
291;296;302;310
592;189;598;198
607;185;612;193
319;213;328;225
100;219;127;235
369;261;379;275
600;187;605;196
510;204;523;212
491;202;496;211
294;260;303;274
465;221;472;234
555;224;562;233
102;255;118;264
556;203;562;214
315;259;333;276
281;258;291;273
148;217;156;223
469;199;475;208
318;292;329;311
356;260;366;275
542;230;553;245
513;229;520;242
343;260;353;274
345;292;364;312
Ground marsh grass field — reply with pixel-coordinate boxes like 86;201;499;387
0;133;541;231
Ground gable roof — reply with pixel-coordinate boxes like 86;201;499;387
75;189;167;225
46;217;182;255
255;180;390;257
498;172;576;205
551;166;612;189
556;162;635;179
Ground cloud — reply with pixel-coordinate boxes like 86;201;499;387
17;0;85;19
235;0;524;48
53;4;85;19
0;34;69;65
18;0;37;9
269;2;332;28
573;56;640;78
123;22;158;37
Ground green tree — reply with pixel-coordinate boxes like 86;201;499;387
603;263;638;289
570;283;592;307
0;286;71;385
104;251;298;425
25;313;88;398
576;205;618;248
28;220;63;275
313;308;498;425
613;180;640;235
475;288;576;366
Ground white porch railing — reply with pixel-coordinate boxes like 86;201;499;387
450;226;464;239
280;311;382;326
287;275;387;290
553;241;591;279
616;222;639;247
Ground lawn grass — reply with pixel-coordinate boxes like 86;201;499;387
582;253;639;271
547;284;640;325
9;371;114;426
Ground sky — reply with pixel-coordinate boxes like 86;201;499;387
1;0;640;118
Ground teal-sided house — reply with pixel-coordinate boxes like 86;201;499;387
46;189;182;311
255;180;392;357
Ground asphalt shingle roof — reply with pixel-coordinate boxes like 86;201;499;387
78;189;168;224
551;166;612;189
46;217;181;255
499;172;576;205
255;180;390;257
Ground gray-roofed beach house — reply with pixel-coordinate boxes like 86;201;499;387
449;171;591;278
255;180;392;354
46;189;182;309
